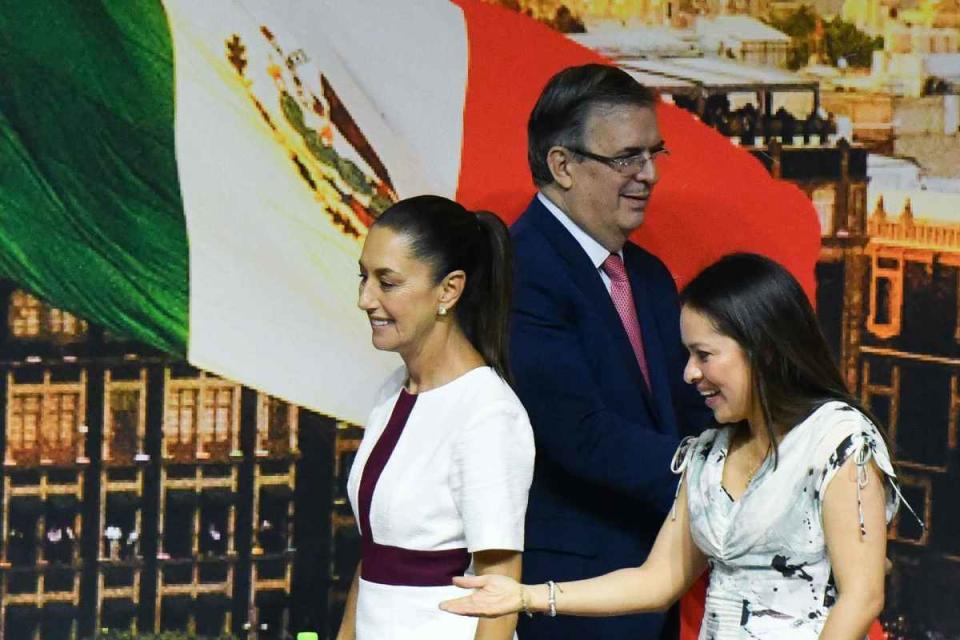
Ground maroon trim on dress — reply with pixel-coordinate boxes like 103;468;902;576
358;389;469;587
362;540;471;587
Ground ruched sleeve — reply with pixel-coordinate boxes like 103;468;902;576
813;410;900;536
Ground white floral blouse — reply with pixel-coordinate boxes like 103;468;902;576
673;401;905;639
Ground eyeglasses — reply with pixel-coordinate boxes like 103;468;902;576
566;141;669;175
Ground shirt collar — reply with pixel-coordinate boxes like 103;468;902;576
537;192;621;270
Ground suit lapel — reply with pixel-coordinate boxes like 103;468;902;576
624;246;675;434
528;199;653;403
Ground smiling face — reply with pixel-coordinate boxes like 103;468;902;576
357;225;445;357
681;306;758;426
562;104;661;251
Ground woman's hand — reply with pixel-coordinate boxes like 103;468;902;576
439;574;524;618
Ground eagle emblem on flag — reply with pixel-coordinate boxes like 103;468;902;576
225;26;397;239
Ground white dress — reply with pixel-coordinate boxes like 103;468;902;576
673;401;905;639
347;366;535;639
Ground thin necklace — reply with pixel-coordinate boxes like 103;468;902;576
745;443;771;484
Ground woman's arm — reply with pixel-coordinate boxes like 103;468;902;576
335;561;361;640
819;457;888;640
472;550;522;640
442;478;707;618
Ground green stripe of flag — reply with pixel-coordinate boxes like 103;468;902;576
0;0;188;353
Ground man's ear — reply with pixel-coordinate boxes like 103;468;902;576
547;146;575;189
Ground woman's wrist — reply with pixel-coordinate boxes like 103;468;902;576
524;583;550;614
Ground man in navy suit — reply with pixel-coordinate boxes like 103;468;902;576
511;64;711;639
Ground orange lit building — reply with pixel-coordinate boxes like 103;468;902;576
806;184;960;636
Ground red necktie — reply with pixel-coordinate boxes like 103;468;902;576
601;253;651;390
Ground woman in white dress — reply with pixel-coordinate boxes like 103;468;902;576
337;195;535;640
442;253;917;639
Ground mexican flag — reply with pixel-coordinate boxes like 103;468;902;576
0;0;819;426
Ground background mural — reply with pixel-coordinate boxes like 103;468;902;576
0;0;958;639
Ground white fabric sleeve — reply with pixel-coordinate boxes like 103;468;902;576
452;399;535;553
814;411;899;533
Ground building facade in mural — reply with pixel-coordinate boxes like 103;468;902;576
0;285;363;639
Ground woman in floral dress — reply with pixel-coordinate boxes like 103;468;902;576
442;253;917;639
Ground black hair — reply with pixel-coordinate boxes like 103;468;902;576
527;63;657;188
680;253;883;462
374;195;513;382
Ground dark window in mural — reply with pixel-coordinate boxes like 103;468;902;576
869;392;892;430
103;492;140;560
903;262;956;352
7;504;38;567
40;604;76;640
196;600;229;637
44;499;77;568
875;277;893;326
4;607;39;640
7;501;40;595
160;596;191;633
107;388;140;463
815;261;844;360
896;364;951;469
199;499;229;557
163;492;196;559
866;357;895;386
258;486;292;555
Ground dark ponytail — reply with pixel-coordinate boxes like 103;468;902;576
470;211;513;383
374;196;514;383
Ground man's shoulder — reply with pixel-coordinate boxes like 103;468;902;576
509;212;537;245
623;240;663;265
510;200;555;261
509;197;543;238
623;241;674;281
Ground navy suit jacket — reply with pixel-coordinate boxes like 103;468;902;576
510;196;710;639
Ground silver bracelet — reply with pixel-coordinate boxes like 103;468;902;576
546;580;563;617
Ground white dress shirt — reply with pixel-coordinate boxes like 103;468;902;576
537;192;622;293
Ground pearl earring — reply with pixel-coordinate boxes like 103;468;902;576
438;305;447;316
